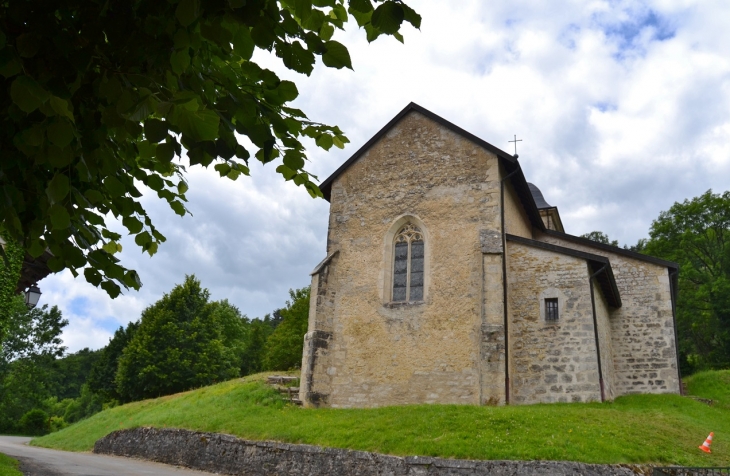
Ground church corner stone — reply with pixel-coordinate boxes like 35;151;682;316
300;106;680;409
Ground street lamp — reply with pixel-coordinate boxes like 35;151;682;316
24;284;41;309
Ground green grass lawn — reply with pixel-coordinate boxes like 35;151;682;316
0;453;22;476
32;371;730;466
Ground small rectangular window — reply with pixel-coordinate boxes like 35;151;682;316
545;298;559;321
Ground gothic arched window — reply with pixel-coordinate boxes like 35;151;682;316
392;224;424;302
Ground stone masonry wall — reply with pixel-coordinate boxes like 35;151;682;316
300;253;338;407
318;111;508;407
94;427;643;476
508;243;602;404
535;232;680;396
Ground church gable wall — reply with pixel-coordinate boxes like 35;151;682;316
508;243;602;404
320;111;505;408
534;233;680;396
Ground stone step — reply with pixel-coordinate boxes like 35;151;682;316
267;375;299;385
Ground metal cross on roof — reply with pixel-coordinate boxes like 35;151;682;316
508;134;522;156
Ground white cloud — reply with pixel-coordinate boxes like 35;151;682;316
39;0;730;352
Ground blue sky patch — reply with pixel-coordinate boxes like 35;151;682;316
595;8;676;60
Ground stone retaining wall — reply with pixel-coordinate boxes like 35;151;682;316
93;427;644;475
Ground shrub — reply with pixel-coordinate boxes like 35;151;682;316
19;409;49;436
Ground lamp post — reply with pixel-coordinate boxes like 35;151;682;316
24;284;42;309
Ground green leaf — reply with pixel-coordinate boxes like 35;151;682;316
401;4;422;29
47;174;70;203
104;176;126;197
232;27;255;60
214;163;231;177
176;0;201;27
102;242;121;254
47;256;65;272
16;33;41;58
173;29;191;50
135;231;152;247
276;165;297;180
122;216;144;234
316;133;333;150
170;201;186;216
10;75;50;113
49;204;71;229
100;280;121;298
156;142;176;162
277;81;299;102
84;268;103;287
332;4;348;22
46;120;75;148
371;2;404;34
170;49;191;75
319;23;335;41
322;40;352;69
349;0;373;13
174;107;220;142
0;49;22;78
49;96;75;123
333;135;346;149
144;119;168;143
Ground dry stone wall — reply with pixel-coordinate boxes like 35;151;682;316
94;427;643;476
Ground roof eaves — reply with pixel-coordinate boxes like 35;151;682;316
541;229;679;270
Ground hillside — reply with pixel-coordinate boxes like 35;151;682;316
32;371;730;467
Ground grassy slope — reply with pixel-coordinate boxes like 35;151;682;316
33;371;729;466
0;453;22;476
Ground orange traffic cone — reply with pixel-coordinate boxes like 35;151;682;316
699;432;714;453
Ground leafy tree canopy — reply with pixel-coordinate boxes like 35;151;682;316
0;0;420;298
580;231;619;247
263;286;309;370
0;296;67;432
115;275;246;401
644;190;730;373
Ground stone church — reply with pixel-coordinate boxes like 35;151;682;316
299;103;681;407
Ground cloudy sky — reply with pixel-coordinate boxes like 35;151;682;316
41;0;730;352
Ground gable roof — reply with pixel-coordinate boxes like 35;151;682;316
318;102;546;232
507;234;622;308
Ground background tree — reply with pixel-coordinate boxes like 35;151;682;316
0;297;67;432
643;190;730;374
263;287;309;370
580;231;619;247
0;0;420;298
86;321;139;403
115;275;245;402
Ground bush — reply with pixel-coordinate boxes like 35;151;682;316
19;409;49;436
49;416;68;433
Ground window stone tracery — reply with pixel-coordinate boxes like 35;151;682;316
392;224;424;302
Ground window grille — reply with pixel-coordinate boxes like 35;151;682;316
545;298;559;321
392;224;424;302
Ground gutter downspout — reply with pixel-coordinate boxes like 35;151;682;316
588;264;608;402
669;268;683;395
500;168;519;404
